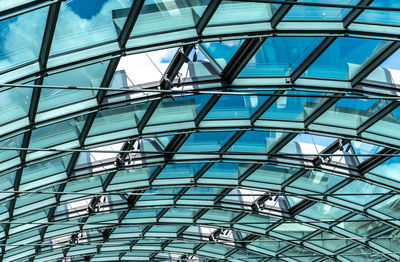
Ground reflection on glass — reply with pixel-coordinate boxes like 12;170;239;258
0;6;48;71
357;0;400;25
284;0;359;20
202;40;243;69
241;37;323;76
304;37;388;79
51;0;133;55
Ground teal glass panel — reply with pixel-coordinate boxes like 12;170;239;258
288;170;344;193
314;98;382;129
299;203;348;221
307;232;350;252
208;1;279;25
157;163;204;178
272;223;316;239
367;106;400;140
336;214;387;237
304;37;388;79
357;0;400;25
282;246;320;259
0;172;15;201
229;131;285;153
235;213;277;234
241;37;323;76
201;162;240;179
205;94;269;119
244;164;297;188
333;180;388;205
284;0;359;20
88;103;148;136
0;6;48;72
369;155;400;182
174;94;211;113
351;140;382;163
146;99;197;126
372;195;400;218
178;131;234;152
201;40;243;69
131;0;210;36
21;156;69;190
260;91;322;121
0;88;31;125
248;237;289;253
39;61;110;112
179;187;224;201
50;0;133;55
30;116;87;148
0;134;23;162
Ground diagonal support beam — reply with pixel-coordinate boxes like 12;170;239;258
351;41;400;87
270;0;297;28
118;0;145;49
138;45;193;134
357;101;400;135
196;0;222;35
222;38;266;83
343;0;373;28
290;36;337;83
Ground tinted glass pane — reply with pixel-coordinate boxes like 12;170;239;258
304;37;388;79
51;0;133;55
0;6;48;71
241;37;323;76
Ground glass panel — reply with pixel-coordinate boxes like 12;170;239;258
50;0;133;55
314;97;383;129
284;0;359;20
304;37;388;79
372;195;400;218
260;91;322;121
299;203;348;221
356;0;400;25
333;180;388;205
0;88;31;125
240;37;323;76
208;1;278;25
229;131;285;153
307;232;350;252
336;214;388;237
288;170;344;193
179;131;234;152
351;140;382;164
0;134;23;162
366;106;400;140
369;155;400;182
39;61;110;112
205;94;269;119
30;116;87;148
0;6;48;71
201;40;243;69
131;0;210;36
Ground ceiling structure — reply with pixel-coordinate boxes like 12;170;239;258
1;0;400;261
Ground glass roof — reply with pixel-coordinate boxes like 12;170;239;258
0;0;400;261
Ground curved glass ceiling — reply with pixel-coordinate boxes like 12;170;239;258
1;0;400;261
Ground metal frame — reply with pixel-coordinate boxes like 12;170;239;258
0;0;400;261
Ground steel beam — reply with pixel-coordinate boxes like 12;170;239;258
290;36;337;83
351;41;400;87
222;38;266;83
270;0;297;28
196;0;222;35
